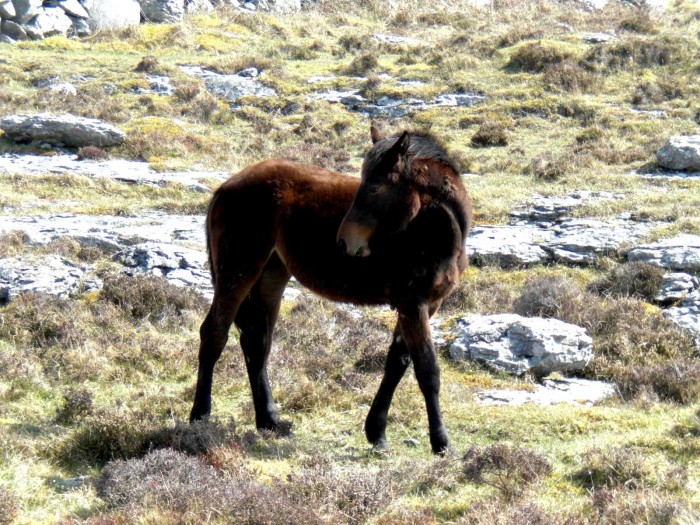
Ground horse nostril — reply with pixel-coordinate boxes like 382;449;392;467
337;239;347;254
356;246;367;257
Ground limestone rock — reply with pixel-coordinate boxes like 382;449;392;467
255;0;301;13
29;6;73;38
476;378;616;406
657;272;699;303
185;0;214;13
0;0;16;19
10;0;42;24
82;0;140;31
0;255;101;304
181;65;276;102
138;0;185;23
509;191;621;223
657;135;700;171
468;224;553;267
663;290;700;348
0;113;125;148
43;0;89;18
449;314;593;376
1;19;27;40
627;234;700;272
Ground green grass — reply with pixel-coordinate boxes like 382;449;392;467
1;1;699;523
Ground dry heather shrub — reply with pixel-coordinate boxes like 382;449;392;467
99;448;322;524
506;42;573;72
457;499;560;525
631;79;685;105
572;447;677;491
615;359;700;404
173;81;201;102
76;146;109;161
134;56;168;75
148;418;239;456
471;120;509;148
618;8;657;34
344;51;379;75
592;488;696;525
543;60;598;93
0;293;93;348
401;457;462;495
589;262;664;301
286;463;395;525
462;444;551;501
0;485;18;525
0;230;29;259
99;274;208;324
525;152;573;180
56;388;94;425
584;38;684;71
514;275;583;319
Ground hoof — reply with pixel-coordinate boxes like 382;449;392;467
258;418;294;438
370;438;390;456
430;431;450;456
189;404;211;423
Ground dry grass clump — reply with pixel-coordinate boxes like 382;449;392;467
0;230;30;259
462;444;551;501
471;120;509;148
133;56;171;76
56;387;94;425
589;262;664;301
543;60;598;93
631;79;685;105
592;488;696;525
525;152;573;181
615;360;700;405
343;51;379;75
0;485;18;525
584;38;684;71
286;462;396;524
514;275;583;319
99;274;208;324
76;146;110;161
148;418;239;457
442;272;516;315
506;42;573;73
618;8;657;34
457;499;559;525
572;446;679;491
172;81;201;102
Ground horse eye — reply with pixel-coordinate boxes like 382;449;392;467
368;184;380;194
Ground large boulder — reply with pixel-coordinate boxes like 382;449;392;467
46;0;90;19
627;234;700;272
0;0;17;19
0;113;126;148
657;135;700;171
138;0;185;23
449;314;593;376
28;6;73;37
10;0;42;24
82;0;140;32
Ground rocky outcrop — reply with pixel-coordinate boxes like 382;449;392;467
657;136;700;172
83;0;140;32
476;377;616;406
0;113;125;148
181;65;276;103
627;234;700;272
657;272;699;303
0;255;101;304
449;314;593;376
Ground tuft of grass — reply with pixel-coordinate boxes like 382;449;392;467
77;146;110;161
134;56;172;76
591;488;696;525
506;41;574;73
343;51;379;75
588;262;664;302
616;360;700;405
56;388;94;425
462;444;551;501
471;120;509;148
0;486;18;525
458;499;560;525
525;152;573;181
99;274;208;324
543;59;598;93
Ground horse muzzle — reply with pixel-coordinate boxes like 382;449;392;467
336;220;373;257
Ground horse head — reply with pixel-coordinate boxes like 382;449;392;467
337;127;464;257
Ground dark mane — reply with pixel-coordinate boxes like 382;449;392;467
365;130;460;176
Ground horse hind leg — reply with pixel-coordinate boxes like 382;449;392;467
233;253;289;432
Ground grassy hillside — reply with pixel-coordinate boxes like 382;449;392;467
0;1;699;523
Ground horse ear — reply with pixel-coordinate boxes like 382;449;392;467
370;126;383;144
393;131;410;156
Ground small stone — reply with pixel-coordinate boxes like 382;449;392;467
657;135;700;172
0;113;126;148
403;438;420;448
237;67;258;78
476;378;616;406
242;2;256;10
49;82;77;96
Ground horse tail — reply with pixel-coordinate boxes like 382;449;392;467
205;189;220;287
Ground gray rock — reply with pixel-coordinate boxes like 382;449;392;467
545;218;656;264
580;32;616;44
68;16;91;37
146;75;174;95
82;0;140;31
237;67;258;78
49;82;77;96
0;255;101;303
115;242;212;295
0;0;16;19
476;377;616;406
241;2;255;10
185;0;214;12
402;438;420;447
29;7;73;37
510;191;621;223
0;34;16;44
181;65;276;103
656;272;699;303
1;19;27;40
468;224;554;267
45;0;89;18
257;0;300;13
10;0;42;24
627;234;700;272
663;290;700;348
657;135;700;172
138;0;185;23
0;113;125;148
373;33;422;45
449;314;593;376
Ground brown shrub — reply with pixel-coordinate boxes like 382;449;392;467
572;447;665;490
506;42;573;73
344;51;379;75
525;152;573;181
457;499;560;525
584;39;683;71
618;8;657;34
56;388;94;425
592;488;695;525
631;79;685;105
134;56;170;75
99;274;208;324
543;59;598;93
442;273;516;315
77;146;109;161
615;359;700;404
514;275;584;319
173;81;201;102
462;444;551;501
0;230;30;259
148;418;239;456
589;262;664;301
0;485;18;525
471;120;509;148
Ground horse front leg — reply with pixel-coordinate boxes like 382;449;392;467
365;324;411;450
398;304;449;454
